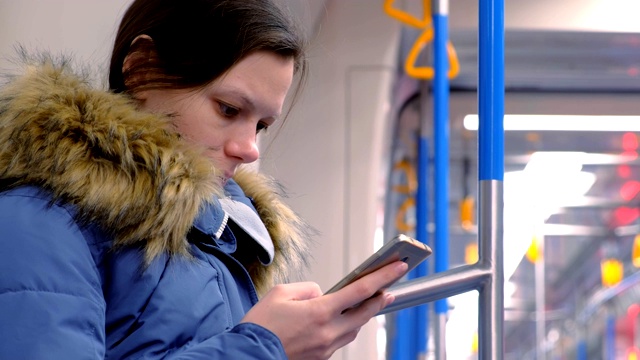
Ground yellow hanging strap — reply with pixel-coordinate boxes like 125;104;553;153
383;0;430;28
383;0;460;80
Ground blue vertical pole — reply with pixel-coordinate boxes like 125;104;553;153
478;0;505;359
394;308;411;359
606;315;616;359
414;134;430;357
396;120;429;360
478;0;504;182
433;0;450;357
576;340;587;360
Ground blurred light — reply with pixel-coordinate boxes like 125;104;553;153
505;152;596;221
504;281;518;306
623;133;638;151
613;207;640;227
446;292;478;359
526;235;542;263
460;196;474;231
464;114;640;132
620;181;640;201
503;152;595;282
471;332;478;354
465;242;478;265
374;227;384;252
628;303;640;318
633;235;640;268
622;150;639;160
376;315;387;360
601;258;623;287
584;1;640;33
619;165;632;179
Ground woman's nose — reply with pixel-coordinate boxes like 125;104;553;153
225;131;260;164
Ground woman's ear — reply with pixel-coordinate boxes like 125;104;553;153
122;34;157;99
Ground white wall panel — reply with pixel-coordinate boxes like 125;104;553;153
0;0;131;80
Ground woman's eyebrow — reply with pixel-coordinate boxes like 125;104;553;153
220;88;281;117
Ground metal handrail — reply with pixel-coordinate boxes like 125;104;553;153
380;0;505;359
382;182;504;359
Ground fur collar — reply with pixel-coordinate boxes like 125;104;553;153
0;56;312;294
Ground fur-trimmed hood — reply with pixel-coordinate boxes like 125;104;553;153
0;55;312;294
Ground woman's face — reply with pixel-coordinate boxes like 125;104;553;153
138;51;294;184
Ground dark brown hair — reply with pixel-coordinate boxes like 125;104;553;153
109;0;307;95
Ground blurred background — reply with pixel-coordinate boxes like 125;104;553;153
1;0;639;359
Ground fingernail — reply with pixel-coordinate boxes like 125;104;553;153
396;261;409;274
384;293;395;307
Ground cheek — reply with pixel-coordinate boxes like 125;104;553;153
172;115;219;148
203;148;224;163
172;118;198;139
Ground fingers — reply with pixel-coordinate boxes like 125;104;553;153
337;292;394;327
319;293;392;355
243;280;392;360
326;261;408;312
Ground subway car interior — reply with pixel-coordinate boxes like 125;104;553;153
1;0;639;359
388;1;640;359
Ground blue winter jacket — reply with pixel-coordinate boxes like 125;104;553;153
0;59;311;359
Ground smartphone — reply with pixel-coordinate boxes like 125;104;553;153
325;234;432;295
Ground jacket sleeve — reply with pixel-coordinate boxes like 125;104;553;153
0;190;287;360
0;190;107;359
167;323;287;360
104;240;288;360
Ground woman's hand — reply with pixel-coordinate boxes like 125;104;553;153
240;261;409;360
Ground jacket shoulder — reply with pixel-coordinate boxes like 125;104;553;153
0;186;107;358
0;185;107;294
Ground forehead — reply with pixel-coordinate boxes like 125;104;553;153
209;52;295;113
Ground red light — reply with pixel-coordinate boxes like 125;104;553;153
629;304;640;318
621;181;640;201
623;133;638;151
614;207;640;226
619;165;632;178
622;151;639;160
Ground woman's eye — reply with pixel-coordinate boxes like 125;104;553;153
256;122;269;134
218;102;240;117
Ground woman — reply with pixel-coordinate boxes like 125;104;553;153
0;0;408;359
